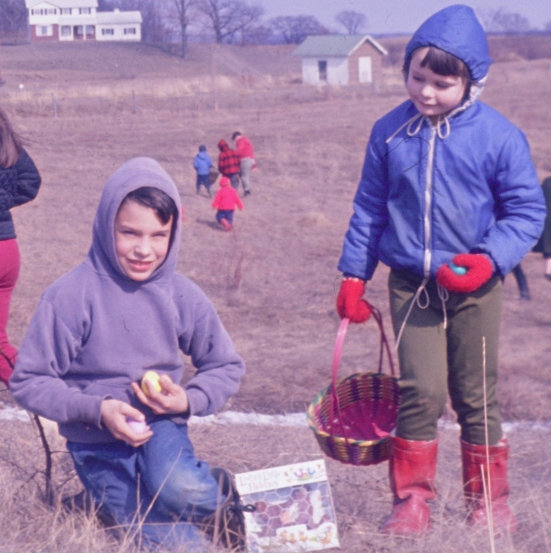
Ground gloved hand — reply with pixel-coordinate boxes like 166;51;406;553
336;277;371;323
436;253;493;293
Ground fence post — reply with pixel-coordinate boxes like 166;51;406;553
51;93;58;118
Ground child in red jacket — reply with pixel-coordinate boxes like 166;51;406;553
211;177;243;231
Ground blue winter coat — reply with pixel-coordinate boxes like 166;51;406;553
193;151;212;176
338;5;545;281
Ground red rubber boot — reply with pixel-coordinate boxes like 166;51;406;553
219;218;233;231
461;439;517;533
381;436;438;536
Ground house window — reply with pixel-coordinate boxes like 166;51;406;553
60;26;71;36
124;27;136;35
75;25;83;36
79;8;92;14
102;28;114;35
31;8;56;15
36;25;53;36
61;8;71;15
318;60;328;81
86;25;94;35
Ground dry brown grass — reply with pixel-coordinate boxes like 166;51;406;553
0;38;549;552
0;410;549;553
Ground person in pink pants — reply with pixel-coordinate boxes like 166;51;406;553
0;108;41;384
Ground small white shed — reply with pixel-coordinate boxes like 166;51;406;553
292;34;388;86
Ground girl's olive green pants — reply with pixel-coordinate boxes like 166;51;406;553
388;269;503;445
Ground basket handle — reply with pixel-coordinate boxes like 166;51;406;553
331;306;395;388
329;317;351;442
370;306;396;378
329;306;396;441
331;317;350;387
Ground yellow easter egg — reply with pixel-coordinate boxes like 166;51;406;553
141;370;162;396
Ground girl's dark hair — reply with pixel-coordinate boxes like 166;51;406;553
121;186;179;243
0;108;23;168
404;47;472;99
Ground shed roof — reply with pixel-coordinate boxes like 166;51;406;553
292;34;388;57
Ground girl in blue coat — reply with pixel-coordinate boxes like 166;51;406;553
336;5;545;536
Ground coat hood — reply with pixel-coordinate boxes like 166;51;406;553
88;157;181;283
218;139;229;151
405;4;491;82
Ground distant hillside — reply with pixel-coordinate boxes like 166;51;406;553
0;41;300;82
2;34;547;85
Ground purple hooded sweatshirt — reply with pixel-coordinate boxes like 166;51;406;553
10;157;245;443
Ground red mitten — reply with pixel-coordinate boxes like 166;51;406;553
336;278;371;323
436;253;493;293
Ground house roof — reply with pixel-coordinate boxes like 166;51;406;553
96;10;142;25
58;14;96;25
292;34;388;57
25;0;98;8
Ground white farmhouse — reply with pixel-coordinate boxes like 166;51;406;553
292;34;388;86
25;0;142;42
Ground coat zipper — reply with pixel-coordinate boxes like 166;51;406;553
423;126;437;278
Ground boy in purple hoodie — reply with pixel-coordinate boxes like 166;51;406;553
10;157;246;551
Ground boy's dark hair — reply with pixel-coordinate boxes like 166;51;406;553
404;46;471;99
231;131;241;140
121;186;179;243
199;145;206;152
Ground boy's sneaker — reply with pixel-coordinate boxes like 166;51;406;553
202;467;254;552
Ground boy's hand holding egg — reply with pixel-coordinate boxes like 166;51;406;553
126;416;148;434
132;370;190;416
141;370;162;396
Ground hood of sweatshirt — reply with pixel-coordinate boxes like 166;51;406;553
404;4;492;82
218;139;230;151
88;157;181;285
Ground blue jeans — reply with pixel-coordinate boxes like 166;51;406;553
196;174;210;193
216;210;234;224
68;418;220;551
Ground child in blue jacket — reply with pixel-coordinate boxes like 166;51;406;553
336;5;545;536
193;144;213;196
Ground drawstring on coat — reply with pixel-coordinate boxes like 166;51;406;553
394;279;450;351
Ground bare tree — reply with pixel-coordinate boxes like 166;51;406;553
335;10;367;34
268;15;328;44
478;8;531;33
198;0;264;44
0;0;28;38
168;0;200;57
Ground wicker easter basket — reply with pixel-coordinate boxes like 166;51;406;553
307;307;400;466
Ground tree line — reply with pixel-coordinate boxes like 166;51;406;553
1;0;548;58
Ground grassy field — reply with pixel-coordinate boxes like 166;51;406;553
0;37;549;552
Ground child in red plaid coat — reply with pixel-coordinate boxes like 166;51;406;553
217;140;240;190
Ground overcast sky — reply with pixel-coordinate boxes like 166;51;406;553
257;0;550;34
